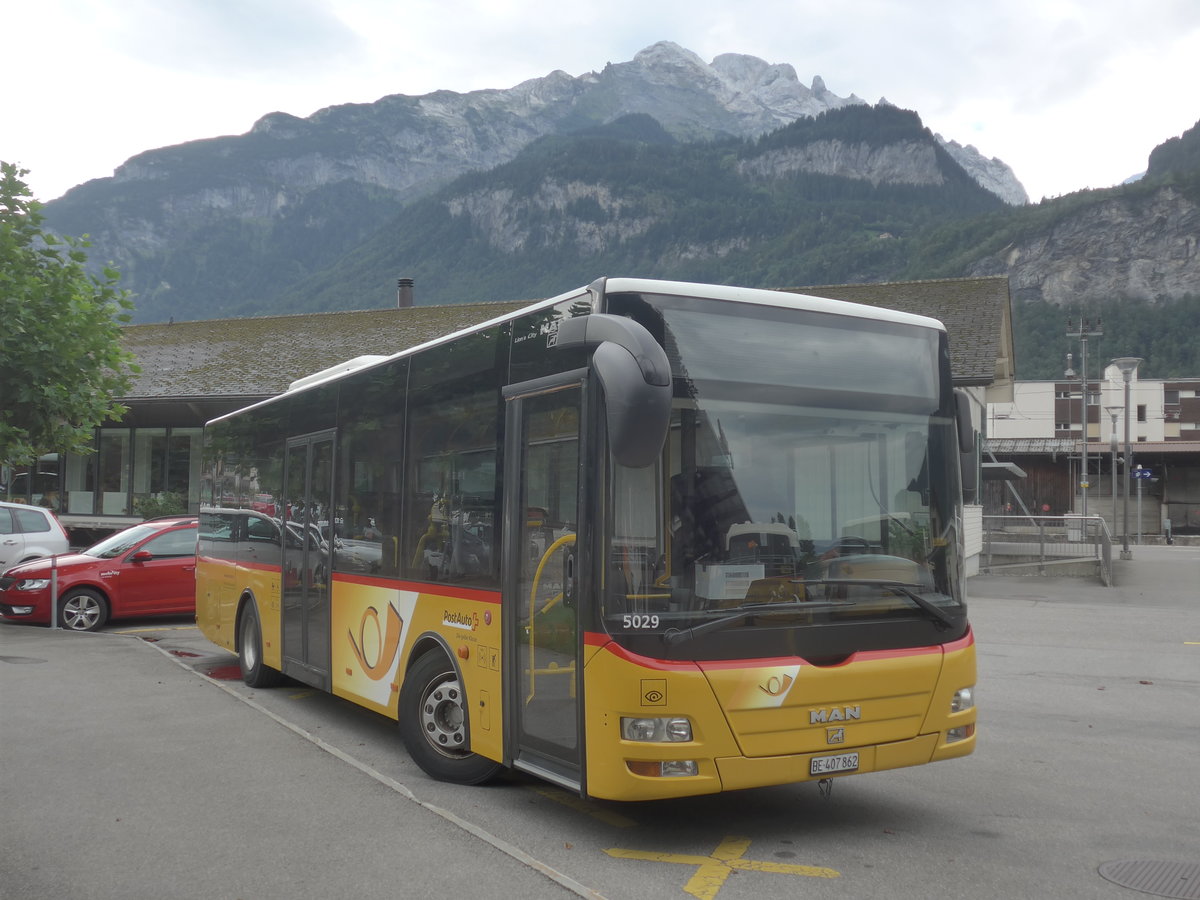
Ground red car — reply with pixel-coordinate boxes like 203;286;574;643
0;516;197;632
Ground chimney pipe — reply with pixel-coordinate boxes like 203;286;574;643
397;277;414;309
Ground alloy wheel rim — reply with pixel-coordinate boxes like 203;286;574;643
63;597;99;630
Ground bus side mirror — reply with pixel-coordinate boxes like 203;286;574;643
954;389;978;503
555;313;672;468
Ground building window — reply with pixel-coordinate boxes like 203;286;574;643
1137;405;1147;423
63;426;203;518
1;460;60;508
131;427;202;517
1164;389;1180;404
97;429;132;515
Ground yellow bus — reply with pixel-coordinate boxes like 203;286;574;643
196;277;977;801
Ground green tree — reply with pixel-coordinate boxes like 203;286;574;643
0;162;137;466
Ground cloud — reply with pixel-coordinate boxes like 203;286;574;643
99;0;364;76
9;0;1200;202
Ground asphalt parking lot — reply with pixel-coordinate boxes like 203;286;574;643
2;545;1197;900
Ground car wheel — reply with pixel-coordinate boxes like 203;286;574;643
398;650;502;785
60;588;108;632
238;602;283;688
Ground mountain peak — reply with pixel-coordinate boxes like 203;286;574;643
632;40;708;68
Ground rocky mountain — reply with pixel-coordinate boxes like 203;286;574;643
42;41;1027;322
902;118;1200;310
965;184;1200;306
284;105;1006;312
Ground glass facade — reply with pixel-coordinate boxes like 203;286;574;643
3;426;203;522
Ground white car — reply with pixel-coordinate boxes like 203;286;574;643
0;501;70;573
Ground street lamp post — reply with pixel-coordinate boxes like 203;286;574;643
1111;357;1142;560
1067;319;1102;519
1105;405;1122;535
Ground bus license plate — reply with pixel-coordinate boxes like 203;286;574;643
810;752;859;776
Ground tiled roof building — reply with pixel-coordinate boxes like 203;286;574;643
9;276;1013;536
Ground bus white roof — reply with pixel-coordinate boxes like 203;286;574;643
212;277;945;424
602;278;947;332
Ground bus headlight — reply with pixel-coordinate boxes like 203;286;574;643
621;716;693;742
951;686;975;713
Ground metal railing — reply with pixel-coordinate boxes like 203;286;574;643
981;515;1113;586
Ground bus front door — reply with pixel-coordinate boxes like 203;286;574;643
281;432;334;690
504;379;584;792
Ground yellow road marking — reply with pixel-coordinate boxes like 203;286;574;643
527;785;637;828
605;835;839;899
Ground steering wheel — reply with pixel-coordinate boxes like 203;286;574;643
836;535;873;554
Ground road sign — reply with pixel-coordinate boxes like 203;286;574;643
1132;468;1153;480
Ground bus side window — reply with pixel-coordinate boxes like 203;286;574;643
402;382;499;588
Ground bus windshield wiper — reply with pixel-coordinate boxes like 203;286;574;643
662;601;811;646
805;578;957;630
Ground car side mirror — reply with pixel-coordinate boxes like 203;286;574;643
130;550;153;563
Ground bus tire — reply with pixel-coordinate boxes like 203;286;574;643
60;588;108;632
238;602;283;688
399;650;501;785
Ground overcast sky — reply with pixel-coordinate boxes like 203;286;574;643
6;0;1200;204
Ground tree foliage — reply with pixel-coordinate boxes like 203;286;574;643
0;162;137;466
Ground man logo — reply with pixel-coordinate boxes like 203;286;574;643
809;705;861;724
827;727;846;745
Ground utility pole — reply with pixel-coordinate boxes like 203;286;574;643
1066;318;1102;519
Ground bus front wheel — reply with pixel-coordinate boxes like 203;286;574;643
399;651;501;785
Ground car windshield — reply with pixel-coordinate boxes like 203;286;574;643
85;524;162;559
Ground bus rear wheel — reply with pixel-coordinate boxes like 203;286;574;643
399;650;501;785
238;602;282;688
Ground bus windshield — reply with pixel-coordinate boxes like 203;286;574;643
602;293;966;662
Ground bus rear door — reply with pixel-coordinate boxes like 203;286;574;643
281;432;335;690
